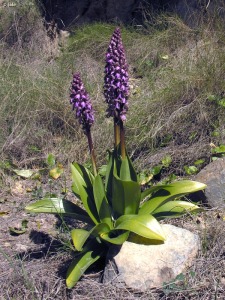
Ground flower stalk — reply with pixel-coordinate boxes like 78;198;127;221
114;117;120;148
86;129;97;177
119;120;126;160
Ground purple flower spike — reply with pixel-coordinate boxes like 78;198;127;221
104;28;129;122
70;73;94;132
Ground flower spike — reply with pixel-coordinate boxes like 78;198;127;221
70;73;94;133
104;28;129;123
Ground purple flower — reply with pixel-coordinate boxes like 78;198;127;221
104;28;129;122
70;73;94;132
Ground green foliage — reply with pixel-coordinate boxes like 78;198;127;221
184;165;198;175
26;150;205;288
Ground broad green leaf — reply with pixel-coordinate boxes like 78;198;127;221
93;175;112;228
71;164;99;224
105;150;114;205
13;169;34;178
141;185;168;201
25;198;93;225
120;157;132;181
115;214;166;241
152;200;200;220
71;229;89;251
120;153;138;182
125;151;138;182
66;239;104;289
73;163;94;185
112;173;141;217
100;230;130;245
71;223;110;251
139;180;206;215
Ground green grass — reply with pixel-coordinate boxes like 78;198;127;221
0;6;225;176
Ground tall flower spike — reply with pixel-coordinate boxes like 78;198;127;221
104;28;129;122
70;73;94;133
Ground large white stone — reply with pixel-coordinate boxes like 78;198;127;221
103;224;200;291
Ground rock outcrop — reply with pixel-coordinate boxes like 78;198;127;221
39;0;225;29
195;158;225;208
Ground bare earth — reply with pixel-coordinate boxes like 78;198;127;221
1;174;225;299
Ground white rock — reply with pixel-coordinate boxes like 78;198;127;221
103;224;200;291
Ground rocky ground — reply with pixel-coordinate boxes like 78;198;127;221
0;170;225;299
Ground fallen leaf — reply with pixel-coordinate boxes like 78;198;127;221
49;165;63;179
14;169;34;178
9;227;27;235
0;211;9;216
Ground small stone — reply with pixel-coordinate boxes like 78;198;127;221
15;243;29;252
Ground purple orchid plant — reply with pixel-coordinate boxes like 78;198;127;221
26;28;206;289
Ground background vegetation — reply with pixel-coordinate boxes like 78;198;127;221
1;1;225;175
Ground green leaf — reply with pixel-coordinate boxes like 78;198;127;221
184;165;198;175
9;227;27;235
151;165;162;176
105;150;114;205
119;155;138;182
152;200;200;220
13;169;34;178
120;157;132;181
93;175;112;227
139;180;206;215
100;230;130;245
66;239;104;289
21;219;29;228
71;223;110;251
47;153;55;167
115;214;166;241
162;155;172;167
71;229;89;251
141;185;168;201
71;163;99;224
212;145;225;154
25;198;93;225
112;173;141;217
98;164;107;176
194;159;205;166
73;163;94;185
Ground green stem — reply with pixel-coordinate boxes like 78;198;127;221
114;117;120;148
86;130;97;177
120;121;126;160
